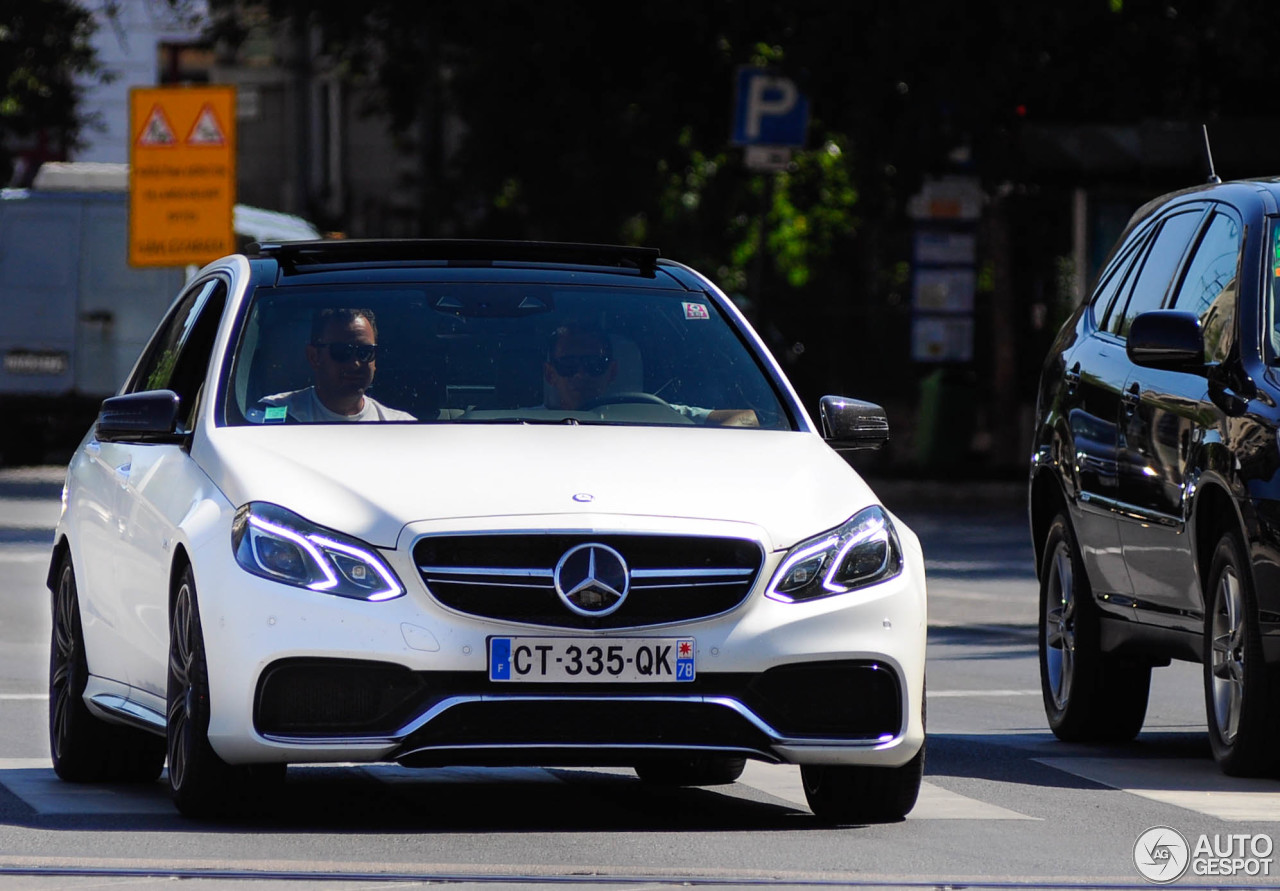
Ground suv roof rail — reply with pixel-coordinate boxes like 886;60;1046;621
246;239;661;273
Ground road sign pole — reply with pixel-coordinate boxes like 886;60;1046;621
748;174;775;316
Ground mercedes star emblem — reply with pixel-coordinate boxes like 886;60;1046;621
554;543;629;617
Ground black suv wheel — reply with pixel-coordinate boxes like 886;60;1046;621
1038;513;1149;742
1203;531;1279;776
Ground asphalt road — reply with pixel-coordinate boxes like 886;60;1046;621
0;467;1276;890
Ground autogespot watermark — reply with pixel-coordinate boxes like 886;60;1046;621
1134;826;1275;883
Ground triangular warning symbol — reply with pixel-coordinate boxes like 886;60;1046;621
136;105;177;147
186;104;227;147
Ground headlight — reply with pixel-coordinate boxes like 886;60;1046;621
232;502;404;601
765;505;902;603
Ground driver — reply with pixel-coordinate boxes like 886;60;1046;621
542;321;759;426
544;321;617;411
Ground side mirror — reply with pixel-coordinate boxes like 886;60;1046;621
820;395;889;450
1127;310;1204;370
96;390;183;443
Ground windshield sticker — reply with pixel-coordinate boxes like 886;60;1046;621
683;302;710;320
264;405;288;423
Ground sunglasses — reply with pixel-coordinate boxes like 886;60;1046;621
551;354;611;377
313;341;377;363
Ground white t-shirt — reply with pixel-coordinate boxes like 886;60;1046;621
259;387;416;422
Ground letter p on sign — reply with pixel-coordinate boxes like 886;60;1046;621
731;67;809;148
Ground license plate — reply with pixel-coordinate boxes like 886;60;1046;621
489;636;695;682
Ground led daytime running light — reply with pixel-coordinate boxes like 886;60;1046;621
247;514;339;590
822;515;888;594
774;535;839;589
310;533;402;601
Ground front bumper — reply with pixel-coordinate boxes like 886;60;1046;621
252;657;905;767
192;513;928;769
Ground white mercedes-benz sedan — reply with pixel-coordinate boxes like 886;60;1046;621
47;240;927;821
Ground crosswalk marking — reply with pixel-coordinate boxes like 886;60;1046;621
0;548;51;563
739;761;1037;820
1038;757;1280;822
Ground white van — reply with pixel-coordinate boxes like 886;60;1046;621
0;162;320;463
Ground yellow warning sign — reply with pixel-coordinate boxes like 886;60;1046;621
129;85;236;267
186;104;227;147
137;105;177;147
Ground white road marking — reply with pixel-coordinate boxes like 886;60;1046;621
0;694;47;701
926;560;1032;574
929;689;1040;698
0;549;50;563
1038;757;1280;821
738;761;1037;820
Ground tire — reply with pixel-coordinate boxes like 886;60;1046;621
634;755;746;786
167;566;283;817
801;742;924;824
1038;512;1150;742
1203;531;1279;776
49;554;165;783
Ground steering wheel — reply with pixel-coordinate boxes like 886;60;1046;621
578;391;673;410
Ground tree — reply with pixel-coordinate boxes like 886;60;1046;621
0;0;101;185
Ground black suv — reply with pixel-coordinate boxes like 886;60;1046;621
1029;177;1280;776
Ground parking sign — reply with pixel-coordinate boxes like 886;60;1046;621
731;67;809;147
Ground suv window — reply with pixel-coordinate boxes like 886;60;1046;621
1090;231;1147;331
1169;210;1242;363
1111;209;1204;337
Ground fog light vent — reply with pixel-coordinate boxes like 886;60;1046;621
255;658;425;736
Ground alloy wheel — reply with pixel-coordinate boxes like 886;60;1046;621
1210;565;1245;745
167;582;197;791
1044;541;1076;711
50;565;78;761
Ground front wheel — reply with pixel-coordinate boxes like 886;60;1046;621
1204;531;1279;776
167;566;284;816
1038;512;1149;742
801;743;924;825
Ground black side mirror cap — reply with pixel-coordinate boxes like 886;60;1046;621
820;395;889;450
1127;310;1204;370
96;390;183;443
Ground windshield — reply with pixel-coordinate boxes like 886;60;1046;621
221;283;794;430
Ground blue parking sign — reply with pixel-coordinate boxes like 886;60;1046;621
731;67;809;147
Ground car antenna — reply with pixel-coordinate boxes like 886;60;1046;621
1202;124;1222;184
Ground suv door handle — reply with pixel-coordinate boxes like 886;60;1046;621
1122;382;1141;416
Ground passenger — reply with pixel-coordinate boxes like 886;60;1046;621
543;321;758;426
261;308;415;422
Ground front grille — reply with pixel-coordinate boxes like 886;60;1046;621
414;533;763;628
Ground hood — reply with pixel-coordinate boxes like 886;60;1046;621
197;424;879;550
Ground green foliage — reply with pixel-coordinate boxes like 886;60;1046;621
0;0;100;182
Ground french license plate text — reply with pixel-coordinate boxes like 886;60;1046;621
489;637;695;682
